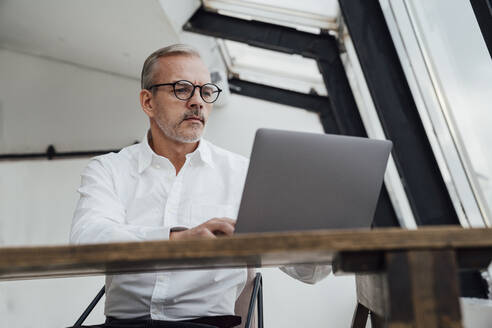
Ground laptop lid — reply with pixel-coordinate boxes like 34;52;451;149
235;128;392;234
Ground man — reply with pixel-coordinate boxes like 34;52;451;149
71;44;329;328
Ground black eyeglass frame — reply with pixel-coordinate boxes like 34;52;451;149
148;80;222;103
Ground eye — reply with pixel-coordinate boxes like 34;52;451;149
202;89;213;97
202;85;218;97
175;82;193;94
175;87;189;94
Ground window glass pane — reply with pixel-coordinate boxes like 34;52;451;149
240;0;339;17
409;0;492;222
204;0;339;32
222;40;327;95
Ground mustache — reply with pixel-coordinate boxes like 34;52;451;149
182;110;205;123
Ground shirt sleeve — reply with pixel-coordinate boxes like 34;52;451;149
70;157;171;245
279;264;332;284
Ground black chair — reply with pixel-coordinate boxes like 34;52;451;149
70;273;264;328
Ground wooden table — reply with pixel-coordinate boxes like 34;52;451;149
1;226;492;327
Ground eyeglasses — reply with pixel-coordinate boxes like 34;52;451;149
148;80;222;103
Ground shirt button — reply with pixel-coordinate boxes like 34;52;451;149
154;164;161;169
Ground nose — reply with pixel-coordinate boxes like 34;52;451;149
187;86;204;110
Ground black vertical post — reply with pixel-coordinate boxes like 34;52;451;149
339;0;459;226
470;0;492;58
317;40;398;227
339;0;487;298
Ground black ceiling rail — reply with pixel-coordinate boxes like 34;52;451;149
339;0;459;226
470;0;492;59
184;9;399;227
184;8;337;61
228;78;339;133
0;145;126;161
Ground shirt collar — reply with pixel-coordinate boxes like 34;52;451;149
194;138;215;169
138;131;215;174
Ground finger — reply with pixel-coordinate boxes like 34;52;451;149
204;221;235;236
210;217;236;226
199;228;217;239
189;227;216;239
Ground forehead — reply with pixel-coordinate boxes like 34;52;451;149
155;55;211;84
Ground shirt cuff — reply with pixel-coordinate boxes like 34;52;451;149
279;264;332;284
170;226;189;232
139;226;172;241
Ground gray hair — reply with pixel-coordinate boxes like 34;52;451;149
141;44;201;90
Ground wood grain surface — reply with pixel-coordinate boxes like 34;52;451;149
1;226;492;280
353;250;464;328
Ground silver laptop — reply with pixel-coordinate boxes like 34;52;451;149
234;128;392;233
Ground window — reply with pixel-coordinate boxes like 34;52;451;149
380;0;492;226
219;40;327;95
204;0;339;33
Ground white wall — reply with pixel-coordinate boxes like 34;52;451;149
0;49;357;327
0;48;146;154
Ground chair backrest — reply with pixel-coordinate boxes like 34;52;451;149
72;269;263;328
235;269;264;328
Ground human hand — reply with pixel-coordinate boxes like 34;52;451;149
169;218;236;240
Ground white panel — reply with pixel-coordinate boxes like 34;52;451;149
261;268;355;328
0;158;88;246
0;157;106;327
0;276;106;327
0;49;146;153
461;298;492;328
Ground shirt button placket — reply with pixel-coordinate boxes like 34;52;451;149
150;273;170;320
165;173;184;226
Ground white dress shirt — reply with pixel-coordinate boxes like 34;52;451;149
71;133;331;320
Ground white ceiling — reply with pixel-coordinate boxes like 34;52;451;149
0;0;196;79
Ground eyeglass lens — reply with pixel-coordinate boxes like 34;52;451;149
174;80;220;103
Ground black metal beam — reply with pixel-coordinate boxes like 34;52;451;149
318;50;399;227
184;8;337;61
339;0;460;226
470;0;492;59
228;78;339;133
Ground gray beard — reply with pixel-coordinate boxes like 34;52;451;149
156;119;203;144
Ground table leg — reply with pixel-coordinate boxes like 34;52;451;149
355;249;463;328
351;302;369;328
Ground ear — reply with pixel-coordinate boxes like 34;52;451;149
140;89;155;118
